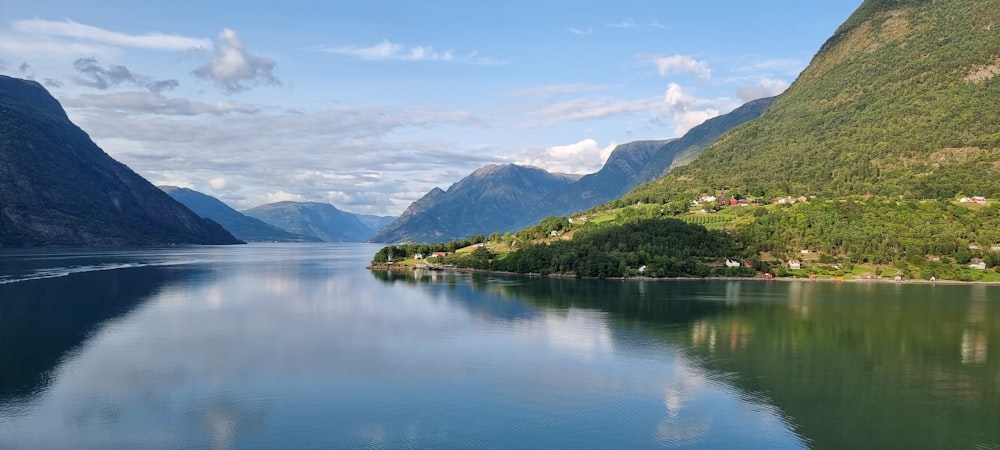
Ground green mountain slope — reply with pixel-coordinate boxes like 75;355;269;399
0;75;240;246
370;164;578;243
243;201;377;242
160;187;321;242
628;0;1000;203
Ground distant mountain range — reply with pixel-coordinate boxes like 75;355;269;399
0;75;240;246
370;164;578;243
374;95;775;243
244;201;391;242
160;187;321;243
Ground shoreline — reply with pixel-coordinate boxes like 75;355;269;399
368;265;1000;286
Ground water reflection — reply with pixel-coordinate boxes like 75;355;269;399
0;264;190;407
2;245;997;448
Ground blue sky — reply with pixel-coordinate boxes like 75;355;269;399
0;1;862;215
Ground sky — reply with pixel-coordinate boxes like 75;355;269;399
0;1;863;216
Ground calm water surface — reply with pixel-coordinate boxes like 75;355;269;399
0;243;997;449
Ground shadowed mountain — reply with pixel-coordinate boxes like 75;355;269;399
160;186;320;243
0;75;240;246
243;201;377;242
370;164;578;243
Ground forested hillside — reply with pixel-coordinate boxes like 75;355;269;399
626;0;1000;203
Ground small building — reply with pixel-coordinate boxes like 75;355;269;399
969;260;987;270
638;265;647;274
432;251;448;257
788;260;802;270
969;244;981;250
413;253;424;260
927;255;941;262
971;196;987;204
959;197;972;203
725;259;741;268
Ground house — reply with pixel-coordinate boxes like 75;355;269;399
927;255;941;262
729;198;739;206
969;244;981;250
971;196;987;204
638;265;647;274
959;197;972;203
413;253;424;260
725;259;741;268
431;251;448;257
743;260;754;267
991;246;1000;252
550;230;559;237
969;260;987;270
788;260;802;270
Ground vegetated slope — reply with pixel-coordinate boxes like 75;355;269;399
161;186;320;242
370;164;578;243
243;201;375;242
517;96;776;228
626;0;1000;204
0;75;240;246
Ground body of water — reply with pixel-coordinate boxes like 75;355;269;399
0;244;997;448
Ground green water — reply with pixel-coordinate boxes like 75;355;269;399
0;244;997;448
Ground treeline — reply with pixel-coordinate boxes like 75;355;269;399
371;234;486;264
733;199;1000;265
376;219;751;279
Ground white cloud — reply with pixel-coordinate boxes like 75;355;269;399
65;100;493;214
63;91;260;116
193;29;279;94
265;190;304;203
566;27;593;36
209;178;231;191
12;19;210;51
525;97;657;128
317;40;502;65
514;138;618;175
659;82;728;135
653;55;712;80
736;77;790;102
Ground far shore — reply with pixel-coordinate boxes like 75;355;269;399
368;264;1000;286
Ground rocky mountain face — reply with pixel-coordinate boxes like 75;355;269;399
0;76;240;246
160;187;321;243
369;164;577;243
243;201;379;242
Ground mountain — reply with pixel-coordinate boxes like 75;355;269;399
356;214;396;232
243;201;376;242
370;164;578;243
626;0;1000;203
0;76;240;246
516;96;776;228
160;186;321;242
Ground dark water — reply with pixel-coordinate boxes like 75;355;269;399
0;244;997;449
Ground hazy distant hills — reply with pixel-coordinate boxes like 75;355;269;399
244;201;387;242
627;0;1000;202
0;75;240;246
370;164;578;243
160;187;321;243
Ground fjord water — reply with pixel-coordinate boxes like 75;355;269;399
0;244;997;448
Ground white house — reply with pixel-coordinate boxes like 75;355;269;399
725;259;741;268
788;260;802;270
969;260;987;270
